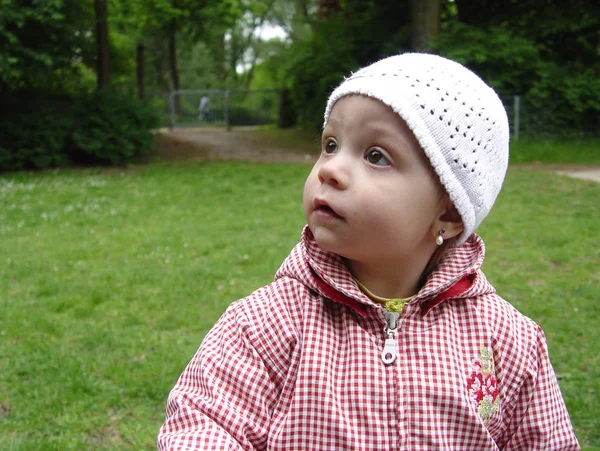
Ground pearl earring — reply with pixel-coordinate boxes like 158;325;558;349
436;228;446;246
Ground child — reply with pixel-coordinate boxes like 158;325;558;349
158;53;580;450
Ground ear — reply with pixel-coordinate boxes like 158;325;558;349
431;201;464;242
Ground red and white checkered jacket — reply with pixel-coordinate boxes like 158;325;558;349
158;227;579;450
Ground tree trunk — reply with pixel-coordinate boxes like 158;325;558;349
94;0;111;89
212;31;228;82
151;36;170;94
318;0;340;18
410;0;441;52
136;42;145;101
168;21;180;113
298;0;309;18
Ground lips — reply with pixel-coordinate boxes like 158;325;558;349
313;198;344;220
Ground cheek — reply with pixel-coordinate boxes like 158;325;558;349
356;185;436;229
302;170;317;217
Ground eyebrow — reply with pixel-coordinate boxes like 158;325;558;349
323;117;341;130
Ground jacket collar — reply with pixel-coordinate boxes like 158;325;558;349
276;226;495;317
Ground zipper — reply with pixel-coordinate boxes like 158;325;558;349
381;310;400;365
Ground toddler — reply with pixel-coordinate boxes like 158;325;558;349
158;53;579;450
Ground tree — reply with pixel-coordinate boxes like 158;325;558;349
410;0;441;51
224;0;278;88
94;0;111;88
266;0;314;43
453;0;600;66
440;0;600;133
110;0;178;98
110;0;189;105
167;18;179;100
0;0;93;96
283;0;413;129
317;0;339;18
136;42;145;100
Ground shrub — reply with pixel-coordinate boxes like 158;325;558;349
0;92;74;171
71;88;161;166
278;88;296;129
0;88;162;172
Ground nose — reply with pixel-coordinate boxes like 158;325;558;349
317;154;349;189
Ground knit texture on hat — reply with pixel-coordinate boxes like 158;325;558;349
324;53;510;244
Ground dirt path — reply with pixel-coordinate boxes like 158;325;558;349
153;128;600;182
153;127;318;164
512;162;600;183
554;168;600;183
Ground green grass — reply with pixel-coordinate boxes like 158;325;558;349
1;159;599;449
480;168;600;449
0;161;308;449
510;137;600;164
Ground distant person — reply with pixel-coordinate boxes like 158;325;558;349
158;54;579;449
198;95;210;121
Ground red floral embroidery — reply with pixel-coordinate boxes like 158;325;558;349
467;347;500;421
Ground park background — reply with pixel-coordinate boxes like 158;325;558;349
1;0;599;449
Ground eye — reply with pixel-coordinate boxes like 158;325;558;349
323;138;338;154
365;149;391;167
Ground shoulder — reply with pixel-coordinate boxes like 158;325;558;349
228;276;311;325
203;277;312;381
464;286;544;366
472;291;542;346
215;277;313;352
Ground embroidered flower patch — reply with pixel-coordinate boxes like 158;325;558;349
467;346;500;422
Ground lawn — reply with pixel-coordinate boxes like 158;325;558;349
1;148;599;449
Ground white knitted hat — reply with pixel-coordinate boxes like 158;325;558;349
324;53;510;244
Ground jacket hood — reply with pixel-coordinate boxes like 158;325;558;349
275;226;495;317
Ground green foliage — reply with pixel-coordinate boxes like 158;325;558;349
248;40;291;90
0;89;160;172
0;91;74;171
280;1;599;135
285;30;355;130
3;0;598;171
453;0;599;67
71;88;161;166
227;90;281;126
433;22;540;94
278;88;296;128
178;41;222;89
434;21;600;136
284;1;412;130
0;0;93;91
525;62;600;135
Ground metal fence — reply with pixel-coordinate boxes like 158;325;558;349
500;95;522;140
166;89;281;129
499;94;598;140
158;90;596;139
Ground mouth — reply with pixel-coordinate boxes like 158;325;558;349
313;199;344;220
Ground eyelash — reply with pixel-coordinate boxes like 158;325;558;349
322;138;392;167
365;149;391;167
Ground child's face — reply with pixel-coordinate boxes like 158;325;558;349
303;95;446;268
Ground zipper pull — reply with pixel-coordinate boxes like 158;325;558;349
381;311;400;365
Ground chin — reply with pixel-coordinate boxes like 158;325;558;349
313;235;352;261
311;229;338;252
